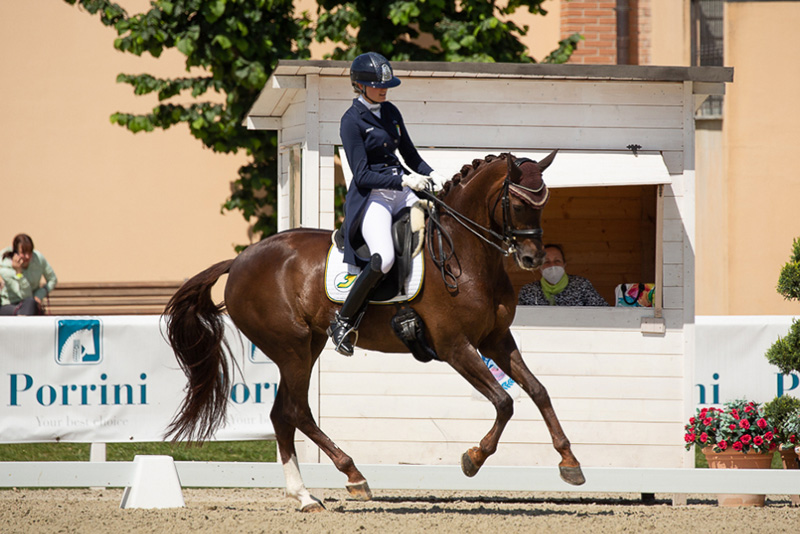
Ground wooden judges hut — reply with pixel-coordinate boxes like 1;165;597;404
246;61;732;470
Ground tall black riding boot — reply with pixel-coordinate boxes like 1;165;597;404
327;254;385;356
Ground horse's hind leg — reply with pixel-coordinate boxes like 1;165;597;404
270;333;372;508
481;333;585;485
271;381;325;512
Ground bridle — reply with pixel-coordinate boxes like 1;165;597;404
418;157;548;289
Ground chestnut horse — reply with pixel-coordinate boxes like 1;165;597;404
163;152;584;511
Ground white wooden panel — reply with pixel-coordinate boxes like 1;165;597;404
318;417;681;447
663;195;682;220
513;307;684;329
319;77;685;106
321;351;683;378
663;286;683;309
271;75;305;89
661;150;684;174
321;347;685;378
319;122;684;151
302;74;320;228
516;352;683;377
320;371;479;397
663;241;683;264
321;373;682;401
321;395;682;423
320;354;452;374
281;100;306;130
281;124;306;146
515;375;683;400
662;218;684;242
663;263;684;286
246;116;280;130
514;328;683;355
319;101;684;129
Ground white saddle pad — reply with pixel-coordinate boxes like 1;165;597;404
324;245;425;304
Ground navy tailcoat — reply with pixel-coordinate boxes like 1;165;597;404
339;98;433;267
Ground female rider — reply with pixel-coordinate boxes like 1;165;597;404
327;52;446;356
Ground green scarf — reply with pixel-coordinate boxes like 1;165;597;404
540;273;568;305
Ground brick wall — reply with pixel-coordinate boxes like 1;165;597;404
561;0;618;64
633;0;652;65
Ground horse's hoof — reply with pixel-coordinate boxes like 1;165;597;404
461;450;480;478
300;501;326;513
559;465;586;486
346;481;373;501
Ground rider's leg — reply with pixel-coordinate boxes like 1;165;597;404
327;253;385;356
360;193;396;274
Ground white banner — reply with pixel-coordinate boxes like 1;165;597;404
695;315;800;405
2;315;799;443
0;316;278;443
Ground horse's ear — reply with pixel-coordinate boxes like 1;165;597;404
508;154;522;182
537;150;559;173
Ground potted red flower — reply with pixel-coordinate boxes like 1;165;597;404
684;399;778;507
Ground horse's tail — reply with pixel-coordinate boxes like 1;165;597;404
163;259;235;443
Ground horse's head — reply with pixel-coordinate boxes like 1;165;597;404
434;151;555;274
498;151;556;270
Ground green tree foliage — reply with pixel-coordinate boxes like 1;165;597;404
777;237;800;301
66;0;577;245
766;237;800;374
316;0;581;63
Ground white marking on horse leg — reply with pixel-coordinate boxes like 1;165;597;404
282;453;322;509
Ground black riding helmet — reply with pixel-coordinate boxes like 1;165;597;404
350;52;401;92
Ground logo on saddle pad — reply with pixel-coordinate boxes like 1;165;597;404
55;319;102;365
324;246;425;304
335;273;358;290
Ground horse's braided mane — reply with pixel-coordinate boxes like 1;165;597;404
437;153;510;199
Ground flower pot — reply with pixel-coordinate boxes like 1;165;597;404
779;447;800;506
702;448;773;507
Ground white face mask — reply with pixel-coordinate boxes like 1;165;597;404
541;266;565;285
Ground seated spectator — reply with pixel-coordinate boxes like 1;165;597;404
0;233;57;316
518;244;608;307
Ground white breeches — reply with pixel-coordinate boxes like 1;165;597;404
361;186;419;273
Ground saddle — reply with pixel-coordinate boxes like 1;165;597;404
332;201;427;301
330;200;439;363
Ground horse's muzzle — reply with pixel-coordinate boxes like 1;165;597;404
515;248;545;271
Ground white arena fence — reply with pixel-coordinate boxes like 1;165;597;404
1;315;799;505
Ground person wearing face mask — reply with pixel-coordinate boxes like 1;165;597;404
518;244;608;306
0;233;57;316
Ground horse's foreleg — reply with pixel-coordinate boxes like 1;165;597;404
446;344;515;477
481;333;585;486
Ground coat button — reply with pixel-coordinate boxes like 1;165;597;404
383;143;388;147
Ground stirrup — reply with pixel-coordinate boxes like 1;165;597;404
327;312;363;356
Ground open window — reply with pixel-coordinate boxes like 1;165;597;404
335;149;671;312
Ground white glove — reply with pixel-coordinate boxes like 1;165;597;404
428;170;448;191
402;172;430;192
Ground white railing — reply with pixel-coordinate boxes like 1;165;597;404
3;460;798;495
